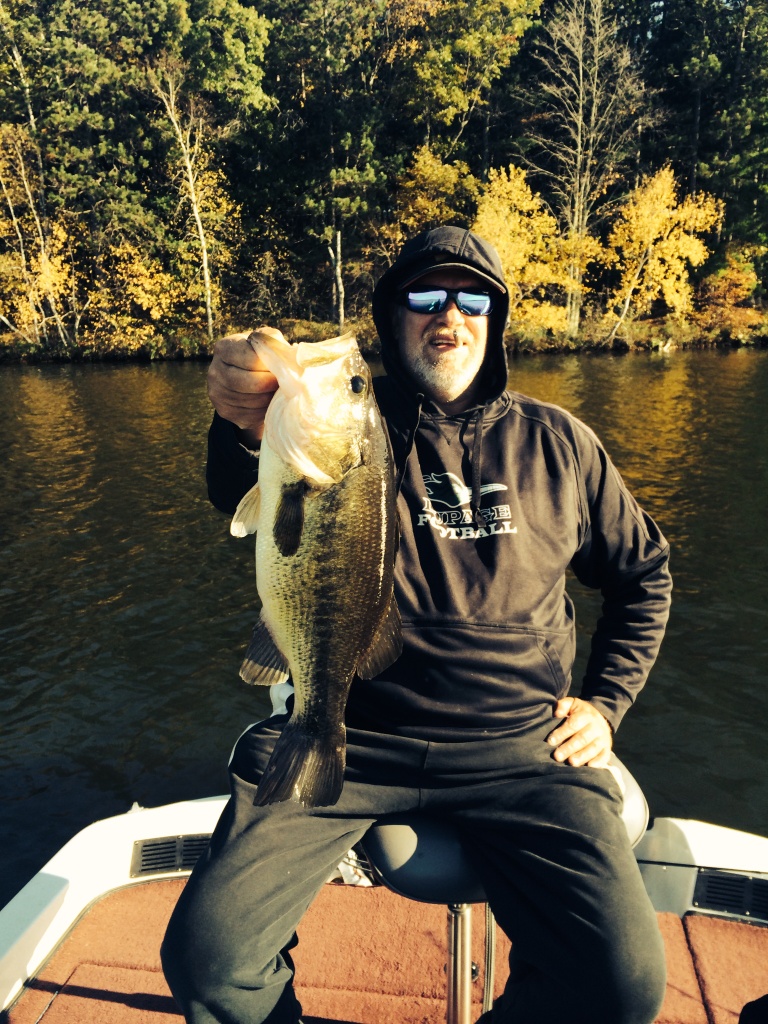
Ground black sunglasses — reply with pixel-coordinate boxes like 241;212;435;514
399;287;494;317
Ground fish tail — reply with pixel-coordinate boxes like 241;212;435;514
253;719;346;808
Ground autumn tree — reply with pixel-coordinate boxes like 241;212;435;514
0;122;82;350
518;0;657;338
604;166;724;342
473;164;568;333
369;145;478;268
693;244;767;341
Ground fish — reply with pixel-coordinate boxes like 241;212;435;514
230;330;401;808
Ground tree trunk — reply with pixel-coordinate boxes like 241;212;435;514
328;229;344;332
150;70;214;344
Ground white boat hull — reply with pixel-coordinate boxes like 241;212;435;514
2;798;768;1013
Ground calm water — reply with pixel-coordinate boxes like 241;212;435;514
1;351;767;909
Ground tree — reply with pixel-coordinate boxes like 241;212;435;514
251;0;393;328
473;164;568;332
519;0;657;337
604;166;723;342
0;123;80;349
693;244;767;341
369;144;478;267
149;60;225;343
387;0;539;158
146;0;269;341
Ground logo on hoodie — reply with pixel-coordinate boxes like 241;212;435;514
418;471;517;540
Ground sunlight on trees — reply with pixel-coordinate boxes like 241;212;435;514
369;145;478;266
0;124;79;349
388;0;538;154
605;167;724;342
694;245;767;341
520;0;657;337
1;0;767;354
473;165;567;332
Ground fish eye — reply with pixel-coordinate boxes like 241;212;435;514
350;375;366;394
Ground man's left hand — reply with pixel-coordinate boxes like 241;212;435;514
547;697;613;767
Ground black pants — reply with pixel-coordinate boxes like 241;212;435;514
161;712;666;1024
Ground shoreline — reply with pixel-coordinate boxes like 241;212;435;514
1;317;767;365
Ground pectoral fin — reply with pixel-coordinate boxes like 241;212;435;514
240;613;290;685
356;596;402;679
274;481;306;557
231;483;261;537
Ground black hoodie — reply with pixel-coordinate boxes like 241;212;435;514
206;226;672;740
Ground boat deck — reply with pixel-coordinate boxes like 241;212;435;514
2;877;768;1024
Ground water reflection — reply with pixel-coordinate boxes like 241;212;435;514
0;352;767;909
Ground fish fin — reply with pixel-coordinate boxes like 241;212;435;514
239;614;290;685
273;481;306;557
356;595;403;679
253;718;346;808
231;483;261;537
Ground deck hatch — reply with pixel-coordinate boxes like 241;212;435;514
131;834;212;877
693;869;768;921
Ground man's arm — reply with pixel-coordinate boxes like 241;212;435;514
550;428;673;767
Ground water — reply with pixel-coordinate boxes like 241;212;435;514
1;351;767;909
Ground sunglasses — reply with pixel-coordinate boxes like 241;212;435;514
399;287;494;317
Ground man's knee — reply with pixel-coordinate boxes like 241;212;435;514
591;935;667;1024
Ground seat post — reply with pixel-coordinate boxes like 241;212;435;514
446;902;473;1024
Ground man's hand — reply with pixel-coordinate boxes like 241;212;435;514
207;328;282;446
547;697;613;767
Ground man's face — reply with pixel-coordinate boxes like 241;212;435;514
393;269;490;412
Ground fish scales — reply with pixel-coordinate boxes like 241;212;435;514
231;331;401;808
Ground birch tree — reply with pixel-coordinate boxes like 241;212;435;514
148;62;218;343
520;0;657;337
146;0;269;342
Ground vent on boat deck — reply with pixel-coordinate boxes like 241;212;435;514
692;869;768;922
130;834;212;877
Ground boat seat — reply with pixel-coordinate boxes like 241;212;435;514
360;754;648;1024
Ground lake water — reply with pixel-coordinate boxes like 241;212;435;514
1;350;767;909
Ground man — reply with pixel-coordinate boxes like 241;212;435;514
162;225;672;1024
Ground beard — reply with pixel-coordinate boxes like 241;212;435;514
405;344;485;406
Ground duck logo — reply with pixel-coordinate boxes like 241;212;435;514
424;471;507;508
418;472;517;541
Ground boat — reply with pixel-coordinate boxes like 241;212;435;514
1;787;768;1024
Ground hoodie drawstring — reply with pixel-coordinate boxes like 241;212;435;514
470;405;486;529
394;393;424;499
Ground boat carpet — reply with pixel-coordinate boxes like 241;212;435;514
3;877;768;1024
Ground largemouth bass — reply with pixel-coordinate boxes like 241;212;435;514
231;331;401;808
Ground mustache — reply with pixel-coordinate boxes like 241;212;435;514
426;329;460;345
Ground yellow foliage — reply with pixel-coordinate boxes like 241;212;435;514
693;245;767;338
473;165;567;332
0;128;81;347
371;145;478;265
88;241;187;349
607;166;724;323
397;145;478;234
192;164;242;263
384;0;447;62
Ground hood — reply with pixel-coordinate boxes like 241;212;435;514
372;225;510;407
